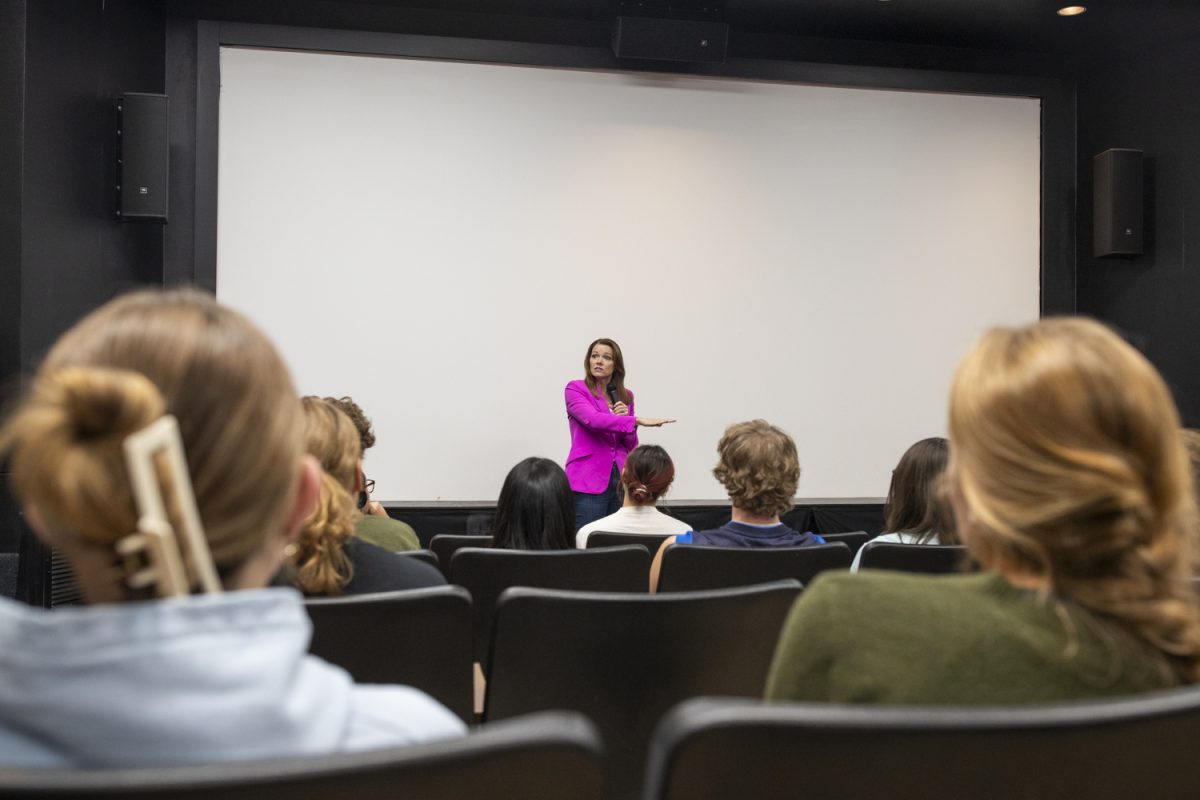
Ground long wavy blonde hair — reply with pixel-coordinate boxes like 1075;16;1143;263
290;397;361;596
949;317;1200;682
0;289;303;598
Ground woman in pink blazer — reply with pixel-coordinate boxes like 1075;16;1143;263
566;338;673;529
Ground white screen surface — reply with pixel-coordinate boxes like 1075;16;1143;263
216;46;1041;502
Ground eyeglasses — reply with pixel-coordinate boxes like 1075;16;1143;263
364;478;376;495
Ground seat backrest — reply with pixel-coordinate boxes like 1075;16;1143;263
305;586;473;723
657;543;851;592
857;542;968;574
451;546;650;664
585;531;670;552
429;535;492;578
645;691;1200;800
816;531;869;556
398;549;439;569
0;712;603;800
486;581;801;800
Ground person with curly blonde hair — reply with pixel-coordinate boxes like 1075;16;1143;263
650;420;824;589
279;397;443;596
767;317;1200;704
323;395;420;553
0;289;463;767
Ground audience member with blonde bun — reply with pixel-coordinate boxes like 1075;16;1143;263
767;317;1200;704
575;444;691;547
278;397;444;596
0;289;463;767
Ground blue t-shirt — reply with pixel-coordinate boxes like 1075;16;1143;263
676;521;825;548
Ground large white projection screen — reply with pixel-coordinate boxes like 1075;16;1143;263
216;46;1040;503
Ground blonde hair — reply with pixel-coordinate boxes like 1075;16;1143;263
712;420;800;518
290;396;360;596
1179;429;1200;508
0;289;302;596
949;317;1200;682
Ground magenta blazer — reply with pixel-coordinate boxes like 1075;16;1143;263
564;379;639;494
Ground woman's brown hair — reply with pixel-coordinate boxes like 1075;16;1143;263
291;396;361;596
583;338;631;405
883;437;955;545
622;445;676;505
0;289;303;596
949;317;1200;682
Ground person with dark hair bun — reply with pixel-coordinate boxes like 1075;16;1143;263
575;445;691;547
491;457;576;551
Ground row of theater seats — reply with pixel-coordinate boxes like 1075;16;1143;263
307;580;800;797
406;536;967;665
302;537;968;799
6;686;1200;798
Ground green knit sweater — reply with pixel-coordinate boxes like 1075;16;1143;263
765;570;1176;705
354;514;419;553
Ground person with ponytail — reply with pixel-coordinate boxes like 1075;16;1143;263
575;445;691;547
0;289;463;767
767;317;1200;704
280;397;443;596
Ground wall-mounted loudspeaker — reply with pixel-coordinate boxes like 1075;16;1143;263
117;92;169;222
1093;148;1142;258
612;16;728;63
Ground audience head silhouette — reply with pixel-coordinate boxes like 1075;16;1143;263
291;396;362;595
713;420;800;519
0;288;318;601
325;395;376;453
884;437;955;545
622;445;676;506
491;457;575;550
948;316;1200;680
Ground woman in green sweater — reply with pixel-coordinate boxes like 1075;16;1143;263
766;317;1200;705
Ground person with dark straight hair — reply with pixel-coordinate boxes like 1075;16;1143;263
575;444;692;547
491;457;576;551
851;437;955;571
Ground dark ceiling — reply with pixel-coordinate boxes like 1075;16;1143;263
169;0;1200;64
346;0;1200;57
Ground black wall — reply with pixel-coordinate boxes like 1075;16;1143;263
1076;39;1200;425
0;0;166;553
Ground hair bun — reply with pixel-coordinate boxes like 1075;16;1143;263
630;482;652;503
0;366;167;551
44;366;165;442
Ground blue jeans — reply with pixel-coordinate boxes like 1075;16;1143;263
573;463;622;531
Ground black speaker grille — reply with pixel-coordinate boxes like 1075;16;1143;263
49;548;84;607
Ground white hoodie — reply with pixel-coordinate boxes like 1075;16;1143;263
0;587;466;767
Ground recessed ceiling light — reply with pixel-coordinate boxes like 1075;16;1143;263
1057;6;1087;16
